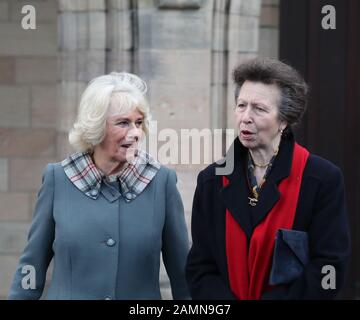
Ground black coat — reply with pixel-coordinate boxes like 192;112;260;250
185;132;351;299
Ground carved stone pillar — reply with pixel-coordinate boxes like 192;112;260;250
57;0;106;159
211;0;260;136
106;0;137;73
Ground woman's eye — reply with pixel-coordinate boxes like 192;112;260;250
237;103;245;108
116;121;129;127
255;106;266;112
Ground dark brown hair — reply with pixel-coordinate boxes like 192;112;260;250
233;57;309;131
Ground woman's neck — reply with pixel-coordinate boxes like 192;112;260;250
249;134;281;166
92;150;125;177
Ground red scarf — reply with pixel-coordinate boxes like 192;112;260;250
223;143;309;300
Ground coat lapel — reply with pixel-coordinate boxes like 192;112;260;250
218;133;295;237
251;134;294;228
218;138;253;239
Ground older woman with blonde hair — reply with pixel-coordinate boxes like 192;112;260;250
9;72;190;300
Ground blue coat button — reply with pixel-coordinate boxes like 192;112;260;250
125;193;133;200
106;238;116;247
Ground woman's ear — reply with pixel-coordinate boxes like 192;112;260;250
280;121;288;132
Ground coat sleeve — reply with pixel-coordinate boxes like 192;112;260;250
185;172;237;300
262;166;351;300
8;164;55;300
162;169;191;300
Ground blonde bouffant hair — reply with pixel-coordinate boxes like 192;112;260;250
69;72;150;153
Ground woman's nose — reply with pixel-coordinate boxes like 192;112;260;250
127;124;141;140
241;107;253;123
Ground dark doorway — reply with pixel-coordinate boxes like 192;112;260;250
280;0;360;299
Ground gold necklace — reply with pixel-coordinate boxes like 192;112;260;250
249;146;279;168
252;160;270;168
249;153;271;168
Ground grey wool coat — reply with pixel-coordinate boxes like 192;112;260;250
8;162;190;300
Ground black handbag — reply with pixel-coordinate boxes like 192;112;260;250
269;229;309;285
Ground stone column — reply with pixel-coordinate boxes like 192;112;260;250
57;0;106;159
211;0;230;148
106;0;136;73
226;0;261;129
210;0;261;157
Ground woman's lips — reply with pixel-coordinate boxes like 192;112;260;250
240;130;255;140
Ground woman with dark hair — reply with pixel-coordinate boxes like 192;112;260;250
185;58;351;299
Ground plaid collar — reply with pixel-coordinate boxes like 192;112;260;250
61;150;161;201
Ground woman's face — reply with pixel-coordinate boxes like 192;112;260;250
235;80;286;151
98;105;144;165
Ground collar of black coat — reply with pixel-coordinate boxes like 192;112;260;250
219;130;296;239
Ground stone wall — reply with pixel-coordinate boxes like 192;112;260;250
0;0;57;299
